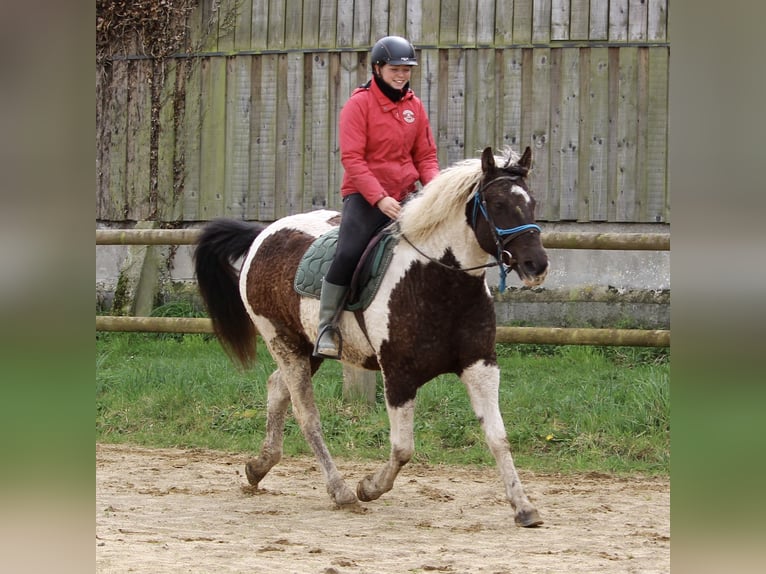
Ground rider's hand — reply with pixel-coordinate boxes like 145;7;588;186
376;196;401;219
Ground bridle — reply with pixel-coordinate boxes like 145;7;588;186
470;175;541;291
400;173;541;293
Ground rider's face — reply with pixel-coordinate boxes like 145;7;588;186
376;64;412;91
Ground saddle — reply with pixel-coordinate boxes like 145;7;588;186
294;226;398;311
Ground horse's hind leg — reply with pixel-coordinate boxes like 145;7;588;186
269;342;358;507
461;361;543;527
357;398;415;501
245;369;291;487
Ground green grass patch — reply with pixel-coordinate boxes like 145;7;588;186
96;333;669;475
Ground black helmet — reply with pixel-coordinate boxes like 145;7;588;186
370;36;418;68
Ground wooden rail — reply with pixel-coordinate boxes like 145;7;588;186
96;229;669;251
96;316;669;347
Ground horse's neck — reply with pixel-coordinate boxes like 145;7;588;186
417;220;492;273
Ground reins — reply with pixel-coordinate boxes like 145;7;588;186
399;174;541;292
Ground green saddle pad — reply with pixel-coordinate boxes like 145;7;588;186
294;227;398;311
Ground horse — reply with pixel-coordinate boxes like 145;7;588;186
194;146;549;527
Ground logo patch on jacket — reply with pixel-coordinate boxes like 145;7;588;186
402;109;415;124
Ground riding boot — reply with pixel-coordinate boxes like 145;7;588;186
313;279;349;359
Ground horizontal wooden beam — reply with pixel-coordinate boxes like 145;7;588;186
96;229;669;251
96;316;669;347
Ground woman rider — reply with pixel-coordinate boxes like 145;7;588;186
314;35;440;358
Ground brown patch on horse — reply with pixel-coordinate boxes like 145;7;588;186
380;258;497;408
245;228;315;355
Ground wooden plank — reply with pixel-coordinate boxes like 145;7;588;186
635;47;649;222
576;46;590;221
513;0;533;45
217;0;236;52
463;49;478;152
648;0;668;42
530;48;551;219
224;56;251;219
628;0;647;41
588;0;608;40
200;0;218;51
284;0;303;49
125;60;152;220
554;48;580;220
606;47;619;221
257;54;278;220
494;0;514;45
614;46;639;222
584;46;609;221
418;48;440;152
182;58;202;221
499;48;523;151
283;53;304;216
336;0;354;47
406;0;424;43
157;61;178;220
354;0;372;46
645;47;669;222
458;0;477;45
532;0;552;44
551;0;571;40
198;57;227;219
439;0;459;45
244;56;261;220
302;0;320;47
371;0;389;41
609;0;628;42
569;0;590;40
96;67;106;217
476;0;495;44
104;62;128;220
419;0;441;45
436;49;450;167
251;0;269;49
233;0;253;50
472;49;496;152
446;48;466;164
274;53;289;219
319;0;338;49
310;51;331;210
268;0;286;49
300;54;314;213
389;0;407;38
327;53;342;211
520;48;534;154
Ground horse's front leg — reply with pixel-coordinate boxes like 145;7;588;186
357;398;415;501
461;361;543;527
245;369;290;487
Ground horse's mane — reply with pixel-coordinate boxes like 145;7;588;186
397;147;521;242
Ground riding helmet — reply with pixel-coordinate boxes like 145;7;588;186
370;36;418;68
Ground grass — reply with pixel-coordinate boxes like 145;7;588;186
96;332;669;476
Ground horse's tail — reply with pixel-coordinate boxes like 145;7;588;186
194;218;265;369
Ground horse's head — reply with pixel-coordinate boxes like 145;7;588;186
468;146;549;288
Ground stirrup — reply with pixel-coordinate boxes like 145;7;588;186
313;324;343;359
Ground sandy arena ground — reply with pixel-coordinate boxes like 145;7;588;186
96;443;669;573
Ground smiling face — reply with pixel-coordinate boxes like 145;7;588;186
375;64;413;91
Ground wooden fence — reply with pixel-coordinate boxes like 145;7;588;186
96;0;669;225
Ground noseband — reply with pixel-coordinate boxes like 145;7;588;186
470;175;541;291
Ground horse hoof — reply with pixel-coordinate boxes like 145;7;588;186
245;460;267;487
356;475;380;502
515;509;543;528
332;486;358;508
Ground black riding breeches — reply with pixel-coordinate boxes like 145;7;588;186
324;193;392;286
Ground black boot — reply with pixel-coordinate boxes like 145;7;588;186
313;280;348;359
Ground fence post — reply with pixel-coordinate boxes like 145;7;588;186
342;365;377;404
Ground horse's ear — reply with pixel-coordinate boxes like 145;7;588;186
519;146;532;170
481;147;496;172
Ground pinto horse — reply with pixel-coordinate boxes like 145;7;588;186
194;146;549;526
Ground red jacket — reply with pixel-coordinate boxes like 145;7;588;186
339;78;440;206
